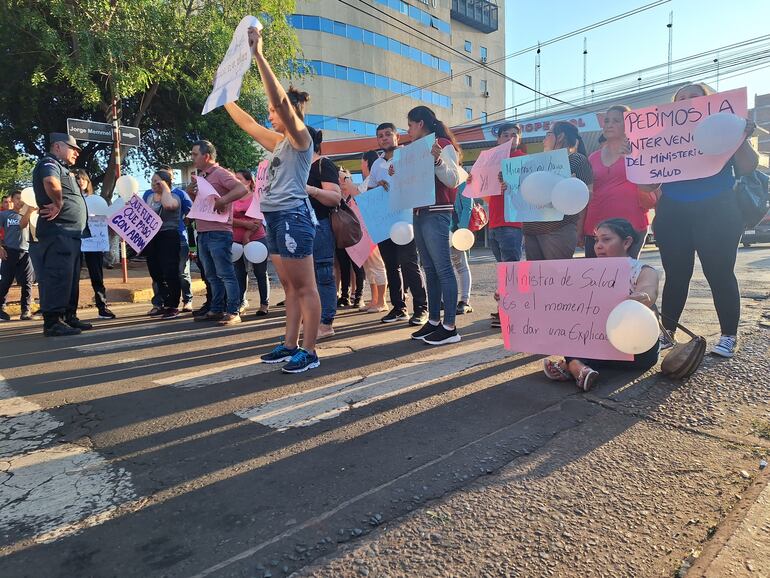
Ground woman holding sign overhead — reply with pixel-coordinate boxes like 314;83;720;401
523;121;593;261
652;83;757;358
391;106;464;346
224;25;321;374
543;218;660;391
144;170;182;320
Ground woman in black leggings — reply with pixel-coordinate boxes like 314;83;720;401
650;83;757;358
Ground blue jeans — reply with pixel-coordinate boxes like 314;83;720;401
197;231;240;314
152;237;192;307
488;226;523;262
313;218;337;325
414;211;457;326
263;203;316;259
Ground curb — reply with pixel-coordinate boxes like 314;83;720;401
2;280;208;316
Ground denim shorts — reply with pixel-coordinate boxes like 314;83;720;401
263;202;316;259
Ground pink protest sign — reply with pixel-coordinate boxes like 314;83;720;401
107;194;162;254
187;176;229;223
497;258;633;361
624;87;747;184
246;159;269;220
464;139;511;198
345;201;375;267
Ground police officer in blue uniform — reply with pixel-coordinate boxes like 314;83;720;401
30;133;94;336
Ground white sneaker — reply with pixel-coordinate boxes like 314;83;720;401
711;335;738;358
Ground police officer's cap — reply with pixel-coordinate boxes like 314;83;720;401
49;132;82;152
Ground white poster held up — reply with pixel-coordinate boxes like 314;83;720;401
202;16;262;115
389;133;436;211
245;159;269;220
187;176;229;223
81;215;110;252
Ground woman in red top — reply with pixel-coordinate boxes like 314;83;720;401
233;170;270;316
584;105;653;258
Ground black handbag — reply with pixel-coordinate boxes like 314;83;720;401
735;170;770;229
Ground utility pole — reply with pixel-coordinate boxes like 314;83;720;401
535;43;541;114
583;37;588;103
111;97;128;284
667;11;673;85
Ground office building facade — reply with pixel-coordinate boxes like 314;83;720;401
288;0;505;139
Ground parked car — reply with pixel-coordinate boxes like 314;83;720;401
742;208;770;247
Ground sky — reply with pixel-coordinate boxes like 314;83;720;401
503;0;769;120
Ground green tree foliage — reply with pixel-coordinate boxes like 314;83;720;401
0;0;301;197
0;154;35;194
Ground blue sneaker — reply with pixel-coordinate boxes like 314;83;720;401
281;348;320;374
261;344;298;364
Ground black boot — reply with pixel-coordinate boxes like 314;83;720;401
44;313;81;337
65;312;93;331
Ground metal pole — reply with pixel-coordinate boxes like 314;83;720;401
112;98;128;284
667;11;673;85
583;37;588;102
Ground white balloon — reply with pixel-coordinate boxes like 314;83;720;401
115;175;139;200
520;171;562;207
244;241;268;264
694;112;747;156
390;221;414;245
20;187;37;208
606;300;660;355
107;197;125;216
85;195;110;216
231;242;244;262
451;228;475;251
550;177;589;215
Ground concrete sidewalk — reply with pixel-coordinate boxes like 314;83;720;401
2;258;206;316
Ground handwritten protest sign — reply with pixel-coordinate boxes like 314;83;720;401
624;87;747;184
389;133;436;211
464;139;511;198
503;149;569;222
497;257;633;361
108;194;162;254
355;185;413;244
245;159;269;220
82;215;109;252
202;16;262;115
345;201;375;267
188;176;229;223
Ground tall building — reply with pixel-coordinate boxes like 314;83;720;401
287;0;505;139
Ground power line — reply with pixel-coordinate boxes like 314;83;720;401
327;0;670;119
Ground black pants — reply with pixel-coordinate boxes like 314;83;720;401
336;248;364;301
30;235;81;322
83;251;107;310
0;248;34;312
196;250;212;308
145;229;181;309
234;252;270;306
378;238;427;314
653;190;743;335
566;343;659;373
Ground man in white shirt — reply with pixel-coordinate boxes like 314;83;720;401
367;123;427;326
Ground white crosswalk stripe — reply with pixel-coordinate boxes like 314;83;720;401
0;375;135;545
236;338;508;430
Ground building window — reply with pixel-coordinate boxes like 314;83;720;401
464;40;472;53
481;112;488;123
480;79;487;93
465;107;473;121
480;46;488;61
465;75;472;88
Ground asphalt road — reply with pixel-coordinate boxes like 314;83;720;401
0;245;768;577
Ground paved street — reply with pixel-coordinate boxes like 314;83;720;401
0;246;768;577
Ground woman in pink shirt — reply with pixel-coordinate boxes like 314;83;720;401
584;105;655;258
233;170;270;316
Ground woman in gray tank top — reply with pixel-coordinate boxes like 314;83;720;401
224;25;322;374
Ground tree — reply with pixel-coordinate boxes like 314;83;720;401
0;1;301;198
0;154;35;194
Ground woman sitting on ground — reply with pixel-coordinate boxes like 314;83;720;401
542;218;660;391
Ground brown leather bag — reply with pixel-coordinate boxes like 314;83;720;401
329;196;363;249
658;314;707;379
